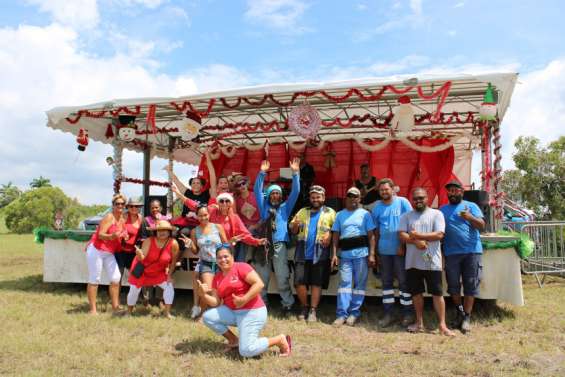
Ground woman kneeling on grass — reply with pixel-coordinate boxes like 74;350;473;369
198;245;291;358
126;220;179;318
85;193;128;315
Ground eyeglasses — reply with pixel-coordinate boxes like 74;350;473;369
114;202;125;206
346;194;359;198
218;199;231;204
413;196;426;200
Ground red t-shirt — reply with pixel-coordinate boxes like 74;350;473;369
212;262;265;311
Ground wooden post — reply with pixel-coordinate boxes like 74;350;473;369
142;147;150;217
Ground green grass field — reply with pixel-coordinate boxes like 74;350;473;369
0;230;564;377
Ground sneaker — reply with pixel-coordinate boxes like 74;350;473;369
307;308;317;323
282;306;294;317
460;314;471;334
190;306;201;319
451;310;464;329
298;307;309;321
345;315;358;326
333;317;346;327
378;313;394;328
401;313;415;327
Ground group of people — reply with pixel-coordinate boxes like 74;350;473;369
84;155;485;357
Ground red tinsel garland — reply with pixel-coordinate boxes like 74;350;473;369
122;177;170;187
66;106;141;124
135;127;179;135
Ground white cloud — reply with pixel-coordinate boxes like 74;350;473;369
110;0;166;9
502;59;565;169
355;0;426;41
454;2;465;8
0;22;248;204
25;0;100;29
244;0;311;34
409;0;422;15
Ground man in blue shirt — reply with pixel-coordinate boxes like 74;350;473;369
331;187;376;327
371;178;414;328
440;180;485;333
290;185;336;322
254;157;301;314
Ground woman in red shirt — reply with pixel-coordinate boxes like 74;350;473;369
127;220;179;318
197;245;291;358
85;193;127;315
114;198;143;278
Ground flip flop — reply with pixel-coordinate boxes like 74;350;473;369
280;335;292;357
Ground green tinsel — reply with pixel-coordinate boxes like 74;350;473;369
33;227;94;243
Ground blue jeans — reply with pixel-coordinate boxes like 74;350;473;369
252;242;295;308
202;305;269;358
380;255;413;314
337;257;368;319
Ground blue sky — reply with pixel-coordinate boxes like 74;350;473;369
1;0;564;204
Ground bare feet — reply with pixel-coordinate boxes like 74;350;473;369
279;335;291;357
439;326;456;337
407;323;424;333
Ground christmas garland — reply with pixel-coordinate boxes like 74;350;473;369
122;177;170;187
34;227;94;243
65;82;453;125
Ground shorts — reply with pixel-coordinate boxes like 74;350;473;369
294;260;331;289
197;260;218;274
445;253;482;296
114;251;136;271
406;268;443;296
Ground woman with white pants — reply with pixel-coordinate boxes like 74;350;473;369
127;220;179;318
85;193;128;315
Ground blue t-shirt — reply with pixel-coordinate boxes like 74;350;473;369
331;208;376;259
372;196;412;255
304;210;321;260
440;200;484;256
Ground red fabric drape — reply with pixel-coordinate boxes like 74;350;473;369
196;139;455;207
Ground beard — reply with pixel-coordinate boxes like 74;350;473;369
448;195;462;205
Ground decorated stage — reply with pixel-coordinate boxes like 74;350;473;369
39;231;524;306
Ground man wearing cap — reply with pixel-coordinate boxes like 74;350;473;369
355;163;380;212
371;178;414;328
290;185;336;322
331;186;376;326
440;180;485;333
399;187;454;336
253;157;301;313
233;175;261;262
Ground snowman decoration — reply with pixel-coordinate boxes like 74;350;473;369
118;123;136;142
391;95;415;135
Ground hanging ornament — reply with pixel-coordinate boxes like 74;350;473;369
105;124;114;139
288;102;321;140
76;128;89;151
391;95;415;133
118;115;137;142
106;156;114;166
181;111;202;141
479;82;497;121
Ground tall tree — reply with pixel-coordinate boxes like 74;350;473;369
30;176;52;189
501;136;565;219
0;182;22;208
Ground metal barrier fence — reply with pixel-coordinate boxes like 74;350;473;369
502;221;565;287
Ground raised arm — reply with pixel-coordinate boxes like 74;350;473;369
165;165;188;194
254;160;269;218
171;184;199;211
284;157;301;215
206;151;218;198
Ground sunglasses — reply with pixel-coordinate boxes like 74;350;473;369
114;202;125;206
235;181;247;187
413;196;426;200
346;194;360;198
218;199;231;204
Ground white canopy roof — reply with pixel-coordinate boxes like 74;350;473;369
46;73;518;165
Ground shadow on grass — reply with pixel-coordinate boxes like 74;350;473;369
174;338;243;360
0;274;83;296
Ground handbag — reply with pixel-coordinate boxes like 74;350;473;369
130;239;170;279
